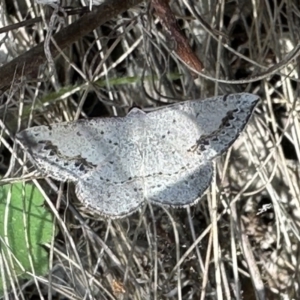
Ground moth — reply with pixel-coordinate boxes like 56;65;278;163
17;93;259;218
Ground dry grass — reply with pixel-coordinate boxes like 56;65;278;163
1;0;300;299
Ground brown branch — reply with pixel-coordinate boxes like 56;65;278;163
0;7;92;35
0;0;142;92
152;0;203;77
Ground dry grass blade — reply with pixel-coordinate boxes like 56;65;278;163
0;0;300;299
0;0;143;92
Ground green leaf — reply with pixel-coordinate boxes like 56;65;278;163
0;182;55;293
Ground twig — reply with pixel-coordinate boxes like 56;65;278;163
151;0;203;78
0;7;91;35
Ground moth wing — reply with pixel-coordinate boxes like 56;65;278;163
16;117;143;182
146;161;214;207
75;170;145;218
145;93;259;169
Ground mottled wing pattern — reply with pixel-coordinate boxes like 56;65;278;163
17;93;259;218
16;117;144;182
146;93;259;162
145;161;214;207
75;170;145;218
